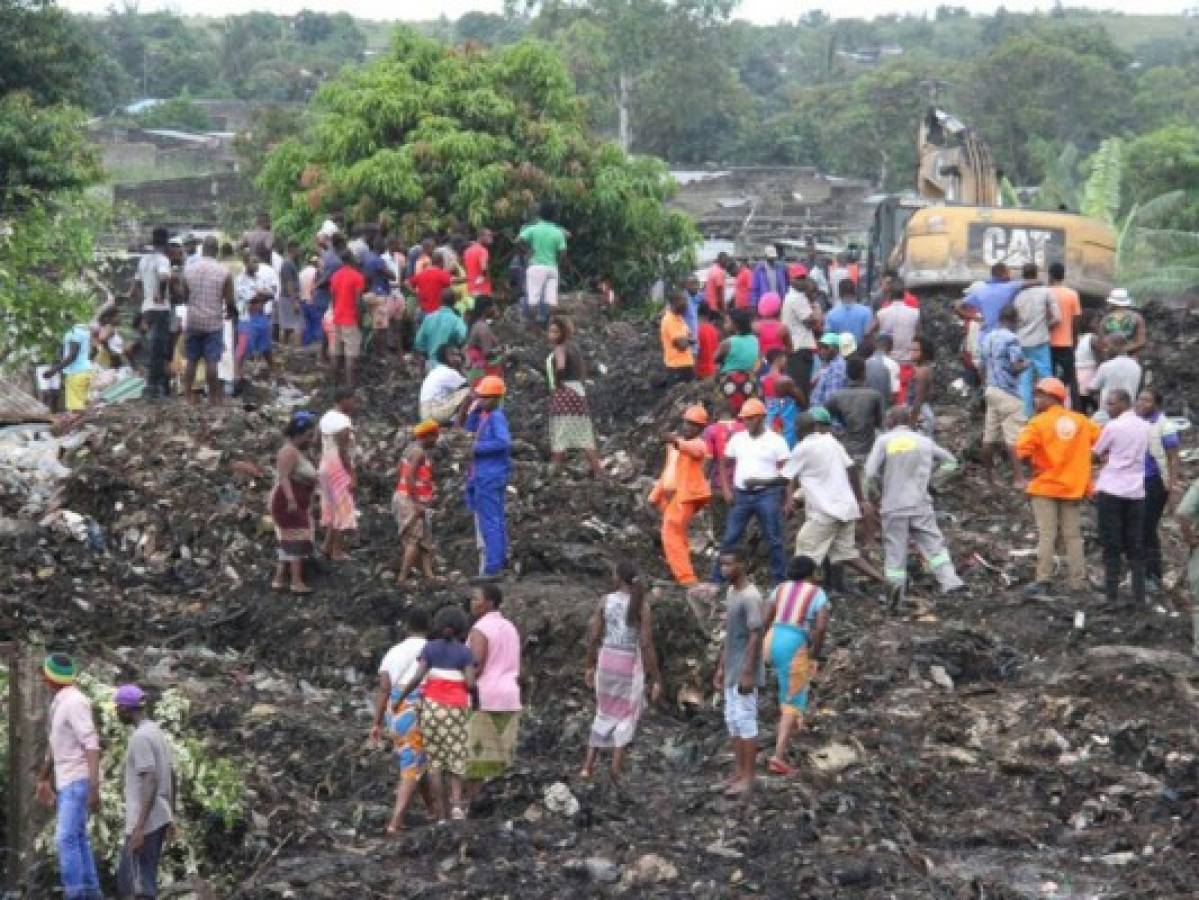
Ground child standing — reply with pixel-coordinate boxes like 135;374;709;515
370;608;434;833
713;551;765;797
393;605;477;821
694;305;722;381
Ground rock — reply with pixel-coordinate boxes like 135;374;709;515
929;665;954;690
809;742;860;773
624;853;679;886
543;781;579;817
584;857;619;884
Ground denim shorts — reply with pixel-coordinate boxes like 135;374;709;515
184;329;223;364
723;685;758;739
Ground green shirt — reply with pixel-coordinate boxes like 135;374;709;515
721;334;760;374
414;307;467;361
519;219;566;268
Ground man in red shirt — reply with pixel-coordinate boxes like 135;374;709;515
733;259;752;311
329;250;365;388
409;251;453;317
463;229;493;298
704;253;729;312
695;304;721;380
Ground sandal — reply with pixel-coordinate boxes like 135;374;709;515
767;757;796;777
270;580;287;592
290;584;314;595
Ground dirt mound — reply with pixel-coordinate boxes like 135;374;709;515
3;295;1199;897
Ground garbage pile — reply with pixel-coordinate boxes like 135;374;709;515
3;297;1199;897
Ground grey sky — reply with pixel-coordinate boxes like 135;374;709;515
61;0;1191;23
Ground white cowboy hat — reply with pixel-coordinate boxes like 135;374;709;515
1105;288;1133;307
838;332;858;357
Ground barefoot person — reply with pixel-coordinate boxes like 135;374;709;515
393;420;440;585
319;388;359;561
712;551;765;797
370;608;435;833
582;561;661;781
761;555;829;776
465;584;523;792
392;605;478;822
269;411;318;593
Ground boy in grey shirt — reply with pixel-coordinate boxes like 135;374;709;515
713;551;764;797
115;684;175;900
863;406;965;610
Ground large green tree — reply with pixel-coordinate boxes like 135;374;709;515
257;28;695;297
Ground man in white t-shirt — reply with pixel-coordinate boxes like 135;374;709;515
136;226;173;398
710;398;791;585
419;346;470;423
783;412;884;593
368;607;433;831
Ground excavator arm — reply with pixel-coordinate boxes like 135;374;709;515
916;107;999;207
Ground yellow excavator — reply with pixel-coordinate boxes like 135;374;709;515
865;107;1116;299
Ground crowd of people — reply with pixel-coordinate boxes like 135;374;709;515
33;214;1199;894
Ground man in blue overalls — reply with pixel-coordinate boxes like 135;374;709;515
464;375;512;576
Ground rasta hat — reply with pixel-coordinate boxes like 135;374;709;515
43;653;77;685
475;375;506;398
1035;377;1068;402
739;398;767;419
413;419;440;438
683;405;709;426
114;684;146;709
808;406;832;425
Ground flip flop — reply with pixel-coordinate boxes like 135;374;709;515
290;585;314;595
767;757;796;777
270;581;286;592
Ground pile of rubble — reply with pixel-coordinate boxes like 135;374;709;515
3;297;1199;897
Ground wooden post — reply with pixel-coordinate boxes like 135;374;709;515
4;642;48;895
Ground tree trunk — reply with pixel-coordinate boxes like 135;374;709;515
617;70;632;153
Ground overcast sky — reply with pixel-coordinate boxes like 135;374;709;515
61;0;1191;22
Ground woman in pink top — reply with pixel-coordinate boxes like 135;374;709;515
752;292;791;357
465;583;522;785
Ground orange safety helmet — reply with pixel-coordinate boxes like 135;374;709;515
739;398;767;419
683;405;709;426
475;375;507;398
1035;377;1068;402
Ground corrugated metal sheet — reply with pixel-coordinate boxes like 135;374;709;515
0;377;51;424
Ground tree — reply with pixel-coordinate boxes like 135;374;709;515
0;94;99;210
257;28;696;297
0;0;94;106
134;96;214;132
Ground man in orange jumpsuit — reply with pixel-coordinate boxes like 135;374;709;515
650;405;712;585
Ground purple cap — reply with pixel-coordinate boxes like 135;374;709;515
114;684;145;708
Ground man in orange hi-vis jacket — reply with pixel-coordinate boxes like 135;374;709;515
650;405;713;585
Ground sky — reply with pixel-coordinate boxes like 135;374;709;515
60;0;1191;22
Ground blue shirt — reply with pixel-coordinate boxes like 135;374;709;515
824;302;873;344
361;251;390;295
1142;411;1180;480
811;355;847;407
981;327;1024;396
965;279;1021;335
62;325;92;375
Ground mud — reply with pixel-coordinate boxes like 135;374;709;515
3;297;1198;898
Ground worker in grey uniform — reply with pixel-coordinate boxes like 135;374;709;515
863;405;965;610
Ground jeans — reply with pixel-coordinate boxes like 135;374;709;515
118;823;169;899
1097;491;1146;604
1019;342;1052;416
302;299;328;346
56;778;101;900
1050;346;1078;409
711;486;786;584
1143;473;1169;582
143;309;172;397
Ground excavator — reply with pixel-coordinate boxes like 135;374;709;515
864;107;1116;299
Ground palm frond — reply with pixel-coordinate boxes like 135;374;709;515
1081;137;1122;228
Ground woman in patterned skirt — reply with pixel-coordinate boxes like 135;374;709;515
581;561;662;782
546;316;603;477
